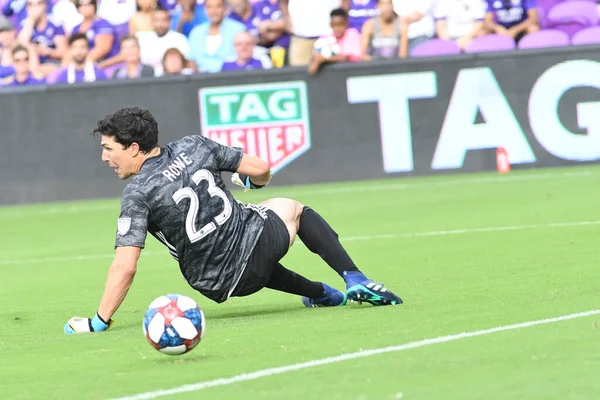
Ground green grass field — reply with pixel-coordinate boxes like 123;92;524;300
1;165;599;400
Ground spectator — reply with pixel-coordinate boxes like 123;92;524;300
2;0;54;26
17;0;67;72
434;0;486;50
221;30;271;71
280;0;339;67
70;0;119;62
361;0;408;60
308;8;360;75
342;0;378;32
0;15;16;77
111;35;154;79
254;0;289;50
170;0;207;38
188;0;244;73
483;0;539;42
0;45;45;86
228;0;261;38
394;0;435;52
161;47;194;75
97;0;137;39
54;32;106;83
135;7;191;75
129;0;157;35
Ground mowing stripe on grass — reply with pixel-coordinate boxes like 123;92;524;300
109;309;600;400
0;170;592;218
2;220;599;266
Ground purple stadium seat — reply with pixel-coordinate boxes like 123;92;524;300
547;1;599;37
571;26;600;44
410;39;462;57
517;29;570;49
536;0;566;28
464;34;516;54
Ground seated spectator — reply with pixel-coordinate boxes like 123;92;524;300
394;0;435;53
70;0;119;62
54;32;106;83
482;0;539;42
188;0;245;73
281;0;339;67
129;0;157;35
97;0;137;39
254;0;289;51
361;0;408;60
0;16;41;77
17;0;67;73
161;47;194;75
434;0;486;50
170;0;207;38
1;45;45;86
135;7;191;75
2;0;53;26
308;8;360;75
342;0;378;32
228;0;261;38
111;35;154;79
221;30;271;71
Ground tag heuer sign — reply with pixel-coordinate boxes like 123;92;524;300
198;81;311;174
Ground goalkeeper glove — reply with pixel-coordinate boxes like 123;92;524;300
231;173;266;193
64;313;113;334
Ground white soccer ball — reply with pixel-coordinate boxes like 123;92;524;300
314;36;341;58
143;294;205;355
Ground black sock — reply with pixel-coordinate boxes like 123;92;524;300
266;263;324;299
297;206;360;277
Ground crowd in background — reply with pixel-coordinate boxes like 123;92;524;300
0;0;598;88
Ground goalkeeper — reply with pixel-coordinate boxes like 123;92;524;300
65;107;402;334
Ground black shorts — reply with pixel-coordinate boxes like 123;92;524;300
230;209;290;297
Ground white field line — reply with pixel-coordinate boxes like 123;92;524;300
109;309;600;400
0;170;592;218
1;219;598;266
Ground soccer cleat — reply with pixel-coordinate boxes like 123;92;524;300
343;271;403;306
302;283;347;308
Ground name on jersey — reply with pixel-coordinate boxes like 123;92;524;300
162;152;193;182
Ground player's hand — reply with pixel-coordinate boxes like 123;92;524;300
231;173;264;192
64;313;113;334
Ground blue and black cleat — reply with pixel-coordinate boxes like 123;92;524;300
344;271;403;306
302;283;347;307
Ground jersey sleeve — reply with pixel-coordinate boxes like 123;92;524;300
115;188;149;249
197;136;244;172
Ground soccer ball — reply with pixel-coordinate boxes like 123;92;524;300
143;294;205;355
314;36;340;58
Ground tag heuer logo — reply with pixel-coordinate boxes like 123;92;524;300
198;81;311;174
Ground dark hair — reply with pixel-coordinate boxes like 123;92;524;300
330;7;347;19
154;4;169;13
69;32;89;47
11;44;28;57
92;107;159;152
120;34;139;47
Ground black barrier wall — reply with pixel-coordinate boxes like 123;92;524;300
2;46;600;205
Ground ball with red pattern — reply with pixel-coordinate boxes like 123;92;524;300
143;294;205;355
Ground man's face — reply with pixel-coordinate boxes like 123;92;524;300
0;29;16;48
12;49;29;75
70;38;89;64
330;15;348;39
101;135;139;180
121;38;140;63
205;0;225;24
234;32;254;61
152;10;170;37
229;0;248;16
378;0;394;18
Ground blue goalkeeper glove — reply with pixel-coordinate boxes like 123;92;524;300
64;313;113;334
231;173;266;193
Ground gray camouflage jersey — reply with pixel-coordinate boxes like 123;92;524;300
115;135;267;303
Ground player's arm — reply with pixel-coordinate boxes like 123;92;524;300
232;154;271;192
97;246;141;322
